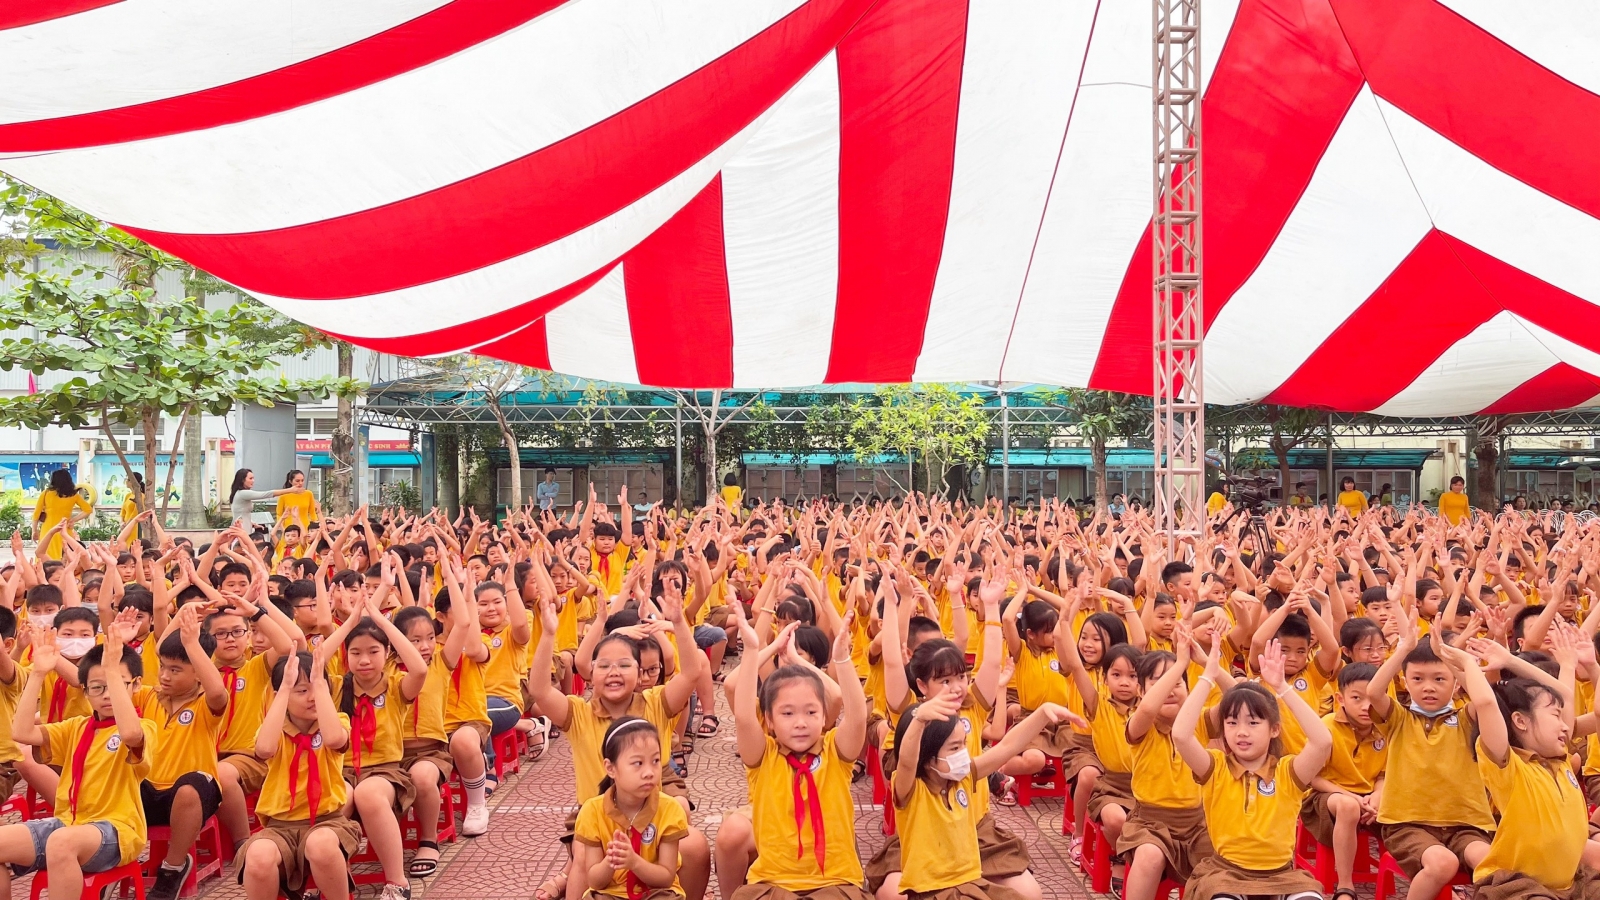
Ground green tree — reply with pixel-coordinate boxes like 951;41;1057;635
1031;389;1148;512
0;180;363;515
1227;404;1328;501
842;385;990;496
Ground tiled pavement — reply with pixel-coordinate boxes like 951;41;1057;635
25;688;1096;900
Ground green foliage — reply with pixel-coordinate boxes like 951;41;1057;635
72;515;120;543
0;493;24;541
382;479;421;511
0;178;365;433
839;385;991;491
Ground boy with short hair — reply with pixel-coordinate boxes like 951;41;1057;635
0;623;154;900
1249;591;1342;752
142;604;230;900
1303;662;1388;900
239;650;358;900
1365;614;1493;900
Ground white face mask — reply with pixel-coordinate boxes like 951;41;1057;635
941;748;972;781
32;612;56;629
57;636;96;658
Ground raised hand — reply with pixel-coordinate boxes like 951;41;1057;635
1258;639;1287;692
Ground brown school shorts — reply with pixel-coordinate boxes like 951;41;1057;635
1087;770;1134;823
345;761;417;820
0;762;19;802
401;739;455;781
240;814;362;893
220;753;269;795
1474;867;1600;900
1378;822;1491;879
1115;803;1213;881
1299;790;1370;849
865;811;1030;891
729;885;873;900
1185;855;1320;900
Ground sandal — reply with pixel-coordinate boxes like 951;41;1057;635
536;874;568;900
711;670;727;684
670;750;689;777
525;716;552;762
696;714;721;738
996;775;1018;806
407;841;441;878
1331;889;1358;900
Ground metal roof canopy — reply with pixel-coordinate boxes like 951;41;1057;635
357;372;1600;438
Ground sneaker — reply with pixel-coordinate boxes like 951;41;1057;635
379;883;413;900
462;802;491;837
148;856;193;900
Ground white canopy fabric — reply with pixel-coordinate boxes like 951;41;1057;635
3;0;1599;414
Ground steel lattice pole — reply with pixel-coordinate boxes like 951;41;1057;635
1153;0;1205;553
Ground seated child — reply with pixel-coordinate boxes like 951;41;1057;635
575;717;687;900
0;627;153;900
238;651;360;900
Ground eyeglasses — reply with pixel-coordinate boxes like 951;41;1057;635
84;680;137;698
212;628;249;640
592;660;637;673
640;666;662;679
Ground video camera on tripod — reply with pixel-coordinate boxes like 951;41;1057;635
1222;473;1278;514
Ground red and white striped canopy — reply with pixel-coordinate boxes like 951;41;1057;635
3;0;1598;414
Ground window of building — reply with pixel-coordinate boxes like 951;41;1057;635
745;466;822;503
366;467;418;506
837;465;911;499
1336;469;1416;506
296;415;338;439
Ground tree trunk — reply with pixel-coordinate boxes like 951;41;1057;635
1092;437;1109;512
179;402;207;528
436;429;460;517
1272;437;1293;506
158;408;188;523
140;408;160;514
703;425;718;506
458;436;470;514
1474;434;1501;510
329;342;355;516
493;402;520;520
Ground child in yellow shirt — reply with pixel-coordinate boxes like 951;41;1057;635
330;591;428;896
0;629;153;898
238;650;359;900
887;693;1084;900
1459;629;1600;898
1173;639;1332;899
1364;615;1494;900
731;611;870;900
142;605;231;900
575;717;688;900
1301;663;1388;900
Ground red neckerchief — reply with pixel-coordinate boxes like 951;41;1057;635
287;731;324;826
47;677;68;723
597;549;613;581
625;826;647;900
216;665;240;751
351;695;378;777
69;716;118;817
785;752;826;873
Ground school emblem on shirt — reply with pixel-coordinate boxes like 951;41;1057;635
1049;660;1061;673
1293;677;1308;692
956;788;970;808
311;733;324;750
1257;779;1277;796
809;754;823;773
177;709;195;725
960;717;972;734
491;637;503;649
640;824;657;845
1372;738;1385;751
105;735;122;752
1444;714;1459;728
374;694;386;709
1569;769;1581;788
233;679;247;693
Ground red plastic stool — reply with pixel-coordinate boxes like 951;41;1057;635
244;790;262;831
349;834;387;887
1015;755;1064;807
0;793;29;821
1294;821;1378;891
145;816;227;898
401;781;458;848
572;672;586;696
1375;850;1468;900
31;861;145;899
492;729;522;779
1083;820;1113;893
24;788;47;820
867;747;888;805
1061;776;1078;835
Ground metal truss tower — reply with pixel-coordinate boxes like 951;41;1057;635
1153;0;1205;550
